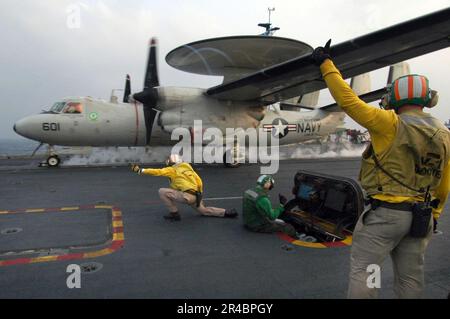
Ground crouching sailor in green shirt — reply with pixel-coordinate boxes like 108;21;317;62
243;175;297;237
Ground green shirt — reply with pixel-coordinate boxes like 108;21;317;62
243;186;285;228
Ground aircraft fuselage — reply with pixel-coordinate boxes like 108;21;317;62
14;88;344;148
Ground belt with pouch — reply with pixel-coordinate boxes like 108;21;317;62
367;198;414;212
185;189;202;207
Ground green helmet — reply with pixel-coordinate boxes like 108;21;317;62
381;74;432;111
257;175;275;190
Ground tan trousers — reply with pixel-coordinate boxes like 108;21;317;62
348;206;433;299
158;188;226;217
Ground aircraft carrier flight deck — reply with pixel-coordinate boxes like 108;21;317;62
0;157;449;299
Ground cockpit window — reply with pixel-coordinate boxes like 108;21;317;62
50;102;66;113
63;102;83;114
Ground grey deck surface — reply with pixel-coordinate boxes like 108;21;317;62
0;158;448;299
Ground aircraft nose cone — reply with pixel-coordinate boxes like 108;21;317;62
14;115;52;143
13;118;32;139
14;119;24;136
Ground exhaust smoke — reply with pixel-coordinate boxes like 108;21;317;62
62;140;366;167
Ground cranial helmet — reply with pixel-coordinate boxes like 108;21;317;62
257;175;275;190
166;154;182;166
380;74;438;111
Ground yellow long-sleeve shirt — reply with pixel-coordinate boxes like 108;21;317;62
140;162;203;193
320;59;450;219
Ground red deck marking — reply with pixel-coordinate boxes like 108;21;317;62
57;253;85;261
323;241;348;248
278;232;295;243
278;232;351;249
1;258;32;266
114;227;124;233
110;240;125;250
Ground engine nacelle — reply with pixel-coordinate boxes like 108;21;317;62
158;109;184;133
156;87;205;111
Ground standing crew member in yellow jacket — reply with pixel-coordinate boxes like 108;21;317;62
132;154;238;221
311;40;450;299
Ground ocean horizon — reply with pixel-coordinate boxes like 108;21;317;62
0;138;44;156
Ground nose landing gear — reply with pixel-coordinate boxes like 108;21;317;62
46;154;61;168
35;144;61;168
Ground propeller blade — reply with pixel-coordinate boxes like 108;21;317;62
143;108;159;145
132;37;162;146
31;142;44;157
123;74;131;103
133;38;160;107
144;38;159;90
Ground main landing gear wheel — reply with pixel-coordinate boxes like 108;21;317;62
47;155;61;168
223;138;241;168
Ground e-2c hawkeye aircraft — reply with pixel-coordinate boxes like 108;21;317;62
13;8;450;167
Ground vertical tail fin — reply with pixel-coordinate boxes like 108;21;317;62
350;73;371;96
387;62;410;84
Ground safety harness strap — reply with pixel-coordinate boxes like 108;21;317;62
370;145;426;194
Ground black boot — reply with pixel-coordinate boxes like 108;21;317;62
164;212;181;221
224;208;238;218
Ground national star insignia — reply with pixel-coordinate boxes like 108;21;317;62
273;119;288;137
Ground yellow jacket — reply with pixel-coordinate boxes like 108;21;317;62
320;59;450;219
140;162;203;193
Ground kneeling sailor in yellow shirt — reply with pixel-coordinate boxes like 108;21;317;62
132;154;238;221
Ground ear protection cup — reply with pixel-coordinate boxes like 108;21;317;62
426;90;439;108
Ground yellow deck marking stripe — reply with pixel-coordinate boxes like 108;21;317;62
60;207;80;211
292;240;327;249
0;205;124;267
342;236;353;246
113;233;125;241
30;256;59;263
112;221;123;228
95;205;113;209
83;248;114;258
25;209;46;213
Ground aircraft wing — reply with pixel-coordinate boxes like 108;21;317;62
206;7;450;105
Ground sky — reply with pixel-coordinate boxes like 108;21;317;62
0;0;449;140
